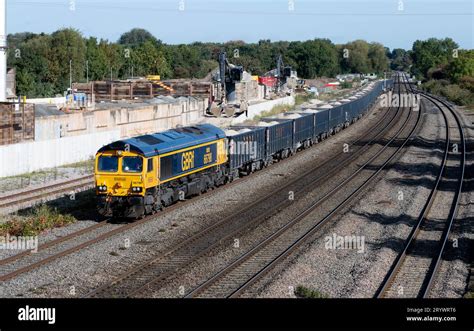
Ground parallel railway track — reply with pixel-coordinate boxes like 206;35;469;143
376;88;466;298
184;76;422;298
0;171;257;282
0;175;94;210
85;76;411;298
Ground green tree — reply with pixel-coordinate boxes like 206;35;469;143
130;40;171;78
85;37;109;81
341;40;372;74
288;39;339;78
49;28;87;91
448;50;474;83
411;38;459;80
390;48;412;71
118;28;158;46
368;42;389;73
8;33;54;96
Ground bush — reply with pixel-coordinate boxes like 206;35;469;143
442;84;473;106
0;205;76;237
422;80;474;106
340;81;353;89
295;93;314;106
294;285;328;298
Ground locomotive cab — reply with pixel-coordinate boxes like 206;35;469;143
95;150;158;218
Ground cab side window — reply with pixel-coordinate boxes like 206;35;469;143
147;158;154;173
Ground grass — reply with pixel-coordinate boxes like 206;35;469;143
294;285;328;299
6;170;54;181
2;158;94;181
465;105;474;113
245;104;293;124
64;158;95;169
295;93;314;106
0;205;76;237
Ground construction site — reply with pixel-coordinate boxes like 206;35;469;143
0;31;304;178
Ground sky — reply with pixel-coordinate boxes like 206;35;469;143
6;0;474;50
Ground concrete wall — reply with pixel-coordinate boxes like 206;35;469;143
231;96;295;125
35;98;206;141
0;130;120;177
0;98;206;177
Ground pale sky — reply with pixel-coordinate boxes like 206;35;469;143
6;0;474;50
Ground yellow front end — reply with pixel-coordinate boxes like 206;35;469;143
95;150;157;218
95;150;148;197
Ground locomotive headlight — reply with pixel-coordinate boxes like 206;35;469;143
97;185;107;192
132;187;142;193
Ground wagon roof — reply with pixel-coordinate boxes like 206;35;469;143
98;124;225;157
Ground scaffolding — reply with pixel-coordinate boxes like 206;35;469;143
72;80;213;102
0;102;35;146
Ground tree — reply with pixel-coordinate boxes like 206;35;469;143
49;28;86;91
130;40;171;78
341;40;372;74
9;33;54;96
101;42;126;80
390;48;412;71
288;39;339;78
411;38;458;80
448;50;474;83
118;28;158;46
368;42;389;73
85;37;109;81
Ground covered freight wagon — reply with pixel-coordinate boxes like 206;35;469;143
258;119;294;159
226;126;266;176
271;112;315;149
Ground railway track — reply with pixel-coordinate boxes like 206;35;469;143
0;172;260;282
0;174;94;211
0;82;397;285
183;75;422;298
375;89;466;298
84;76;411;298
